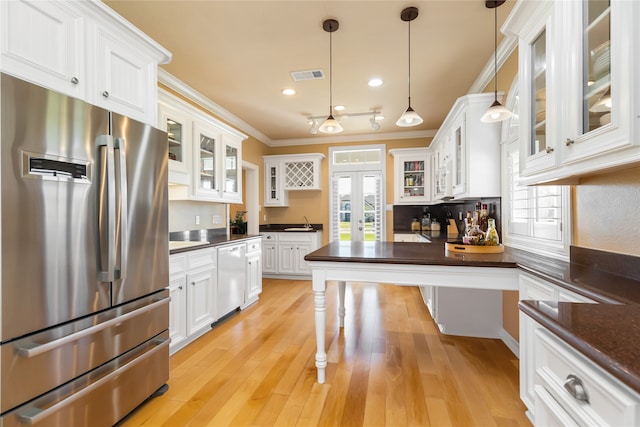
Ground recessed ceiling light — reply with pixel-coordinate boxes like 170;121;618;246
334;105;346;111
282;88;296;95
368;78;383;87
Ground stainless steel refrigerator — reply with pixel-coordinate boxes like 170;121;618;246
0;73;170;426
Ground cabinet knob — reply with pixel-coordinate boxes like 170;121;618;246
191;281;196;286
565;138;575;146
545;146;555;154
563;374;589;403
102;91;110;98
178;285;183;290
70;77;79;85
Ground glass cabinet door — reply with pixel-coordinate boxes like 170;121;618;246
225;144;238;193
167;118;184;163
583;0;611;134
197;130;217;193
530;30;547;156
401;159;425;199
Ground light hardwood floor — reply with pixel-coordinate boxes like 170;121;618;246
120;279;531;427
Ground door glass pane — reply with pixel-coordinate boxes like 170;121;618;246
337;176;352;241
583;0;611;133
225;144;237;193
166;118;182;162
362;174;379;241
531;30;546;155
454;127;462;186
200;133;215;190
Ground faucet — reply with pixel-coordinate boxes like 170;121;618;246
304;216;311;229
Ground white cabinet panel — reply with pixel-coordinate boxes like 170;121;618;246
261;231;322;277
186;268;216;334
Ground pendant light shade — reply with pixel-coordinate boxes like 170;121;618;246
397;7;423;128
481;0;513;123
319;19;343;134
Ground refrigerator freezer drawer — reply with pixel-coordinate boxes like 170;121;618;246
0;290;169;414
0;331;169;427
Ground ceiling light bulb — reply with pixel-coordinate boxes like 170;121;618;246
318;115;343;134
334;105;346;111
481;100;513;123
282;88;296;95
368;78;383;87
396;106;423;127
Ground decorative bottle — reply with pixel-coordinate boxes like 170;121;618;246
485;218;499;246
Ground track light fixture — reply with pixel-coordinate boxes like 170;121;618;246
481;0;513;123
308;111;382;134
318;19;343;134
396;7;423;127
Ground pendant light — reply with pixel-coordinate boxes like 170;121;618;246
396;7;423;127
318;19;343;134
481;0;513;123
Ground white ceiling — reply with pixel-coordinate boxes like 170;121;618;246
105;0;515;145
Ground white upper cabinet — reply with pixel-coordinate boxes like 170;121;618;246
162;89;247;202
503;0;640;185
262;154;324;207
431;93;502;201
389;148;431;204
0;0;171;126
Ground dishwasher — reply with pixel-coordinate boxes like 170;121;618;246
217;243;247;318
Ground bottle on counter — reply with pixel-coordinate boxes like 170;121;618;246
485;218;499;246
479;203;489;232
465;211;473;235
473;202;482;226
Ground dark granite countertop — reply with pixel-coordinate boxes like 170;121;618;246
520;300;640;394
169;234;261;254
259;223;323;232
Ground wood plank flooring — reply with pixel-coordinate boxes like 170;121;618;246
120;279;531;427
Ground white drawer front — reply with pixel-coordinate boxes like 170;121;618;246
520;273;557;300
260;233;277;242
535;328;639;426
246;239;262;254
169;254;187;277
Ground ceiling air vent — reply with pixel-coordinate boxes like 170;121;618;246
290;69;324;82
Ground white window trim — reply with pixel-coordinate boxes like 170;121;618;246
500;75;571;261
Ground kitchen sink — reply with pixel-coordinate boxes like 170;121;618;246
283;227;314;231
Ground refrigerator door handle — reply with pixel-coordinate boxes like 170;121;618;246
96;135;116;283
114;137;128;280
15;298;169;358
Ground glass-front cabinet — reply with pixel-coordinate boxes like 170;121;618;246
161;89;246;203
561;0;637;164
390;148;431;204
263;159;288;207
222;135;242;203
503;0;639;184
159;92;191;185
193;122;219;198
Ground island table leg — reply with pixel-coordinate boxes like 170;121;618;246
313;278;327;384
337;281;346;328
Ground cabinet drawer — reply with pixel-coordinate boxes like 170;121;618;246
260;233;277;243
187;248;216;270
277;232;317;243
169;254;187;277
246;239;262;254
535;328;639;426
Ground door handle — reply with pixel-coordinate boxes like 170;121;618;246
114;138;128;280
96;135;116;282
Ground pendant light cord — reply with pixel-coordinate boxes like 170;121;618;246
329;28;333;114
493;5;498;102
407;18;412;108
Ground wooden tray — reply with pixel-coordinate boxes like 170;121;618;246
445;241;504;253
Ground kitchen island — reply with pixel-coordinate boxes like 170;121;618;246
304;240;522;383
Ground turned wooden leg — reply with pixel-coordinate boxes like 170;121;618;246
338;280;346;328
312;270;327;384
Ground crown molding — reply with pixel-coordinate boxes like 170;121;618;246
467;35;518;95
269;129;437;147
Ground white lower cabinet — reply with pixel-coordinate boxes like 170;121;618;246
168;248;217;354
519;271;597;424
244;238;262;307
260;231;322;277
534;328;640;426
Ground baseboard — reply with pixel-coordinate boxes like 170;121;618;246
500;328;519;358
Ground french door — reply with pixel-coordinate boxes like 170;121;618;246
331;171;383;242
